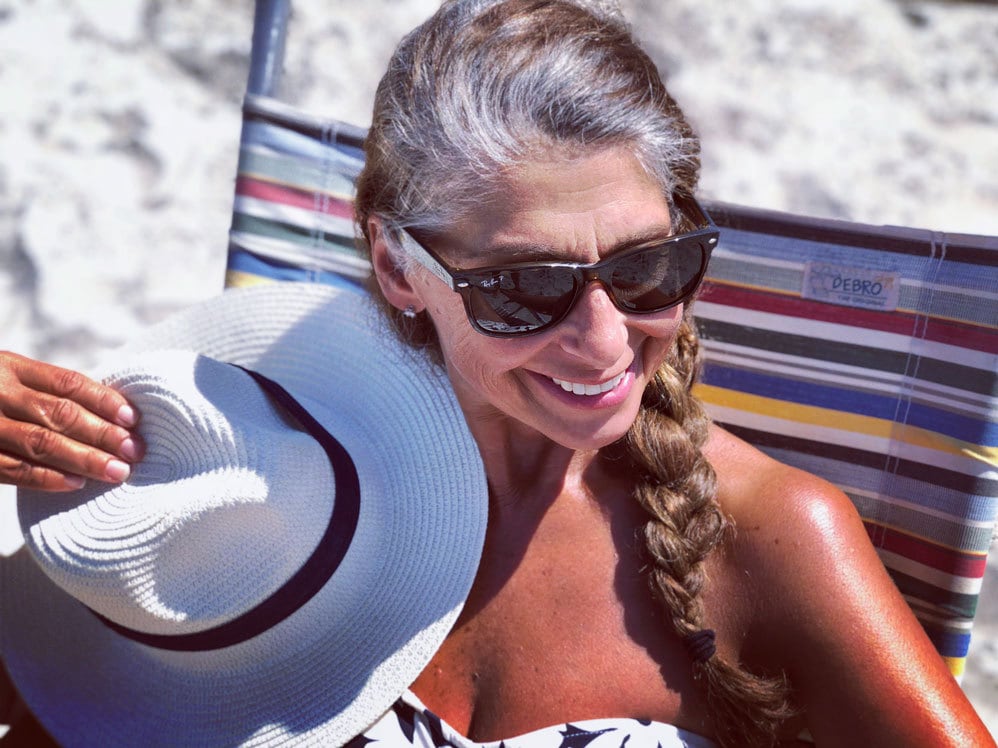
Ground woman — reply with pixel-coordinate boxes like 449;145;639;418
1;0;992;745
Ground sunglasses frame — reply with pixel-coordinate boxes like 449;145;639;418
391;191;719;337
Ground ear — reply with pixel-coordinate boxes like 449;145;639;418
367;216;424;313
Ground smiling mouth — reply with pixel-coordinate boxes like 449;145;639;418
550;371;626;396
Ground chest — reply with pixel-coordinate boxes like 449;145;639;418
410;494;719;741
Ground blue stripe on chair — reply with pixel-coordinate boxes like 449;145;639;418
702;366;996;445
227;247;368;291
919;624;972;659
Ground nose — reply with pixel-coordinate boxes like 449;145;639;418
555;280;629;364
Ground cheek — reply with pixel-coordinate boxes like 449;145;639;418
413;274;472;345
632;305;685;368
423;294;542;397
632;301;684;334
420;291;500;382
423;289;476;355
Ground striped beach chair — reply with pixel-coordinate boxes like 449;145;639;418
224;0;998;684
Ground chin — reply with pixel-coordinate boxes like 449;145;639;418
548;410;639;452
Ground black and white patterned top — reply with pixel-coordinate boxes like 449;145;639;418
347;691;718;747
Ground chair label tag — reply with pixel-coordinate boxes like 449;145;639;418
801;262;900;311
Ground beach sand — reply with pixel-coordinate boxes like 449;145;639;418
1;0;996;738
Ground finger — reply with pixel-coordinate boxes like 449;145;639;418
3;352;138;428
0;451;88;492
0;419;133;487
0;383;143;465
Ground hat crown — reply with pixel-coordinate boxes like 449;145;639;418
20;351;335;637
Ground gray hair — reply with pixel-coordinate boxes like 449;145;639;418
356;0;701;243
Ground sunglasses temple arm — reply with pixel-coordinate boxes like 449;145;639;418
393;229;459;291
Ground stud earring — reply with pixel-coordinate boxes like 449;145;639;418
402;305;417;319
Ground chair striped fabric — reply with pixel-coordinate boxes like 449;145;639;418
227;94;369;291
694;206;998;678
223;92;998;680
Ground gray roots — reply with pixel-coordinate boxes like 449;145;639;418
356;0;700;241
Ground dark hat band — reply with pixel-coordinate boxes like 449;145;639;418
94;366;361;652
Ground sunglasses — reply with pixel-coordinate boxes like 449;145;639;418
392;192;718;338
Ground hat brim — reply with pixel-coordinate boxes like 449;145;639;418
1;283;488;746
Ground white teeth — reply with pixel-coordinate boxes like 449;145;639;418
551;371;625;396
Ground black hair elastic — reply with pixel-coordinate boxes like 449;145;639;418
683;629;717;664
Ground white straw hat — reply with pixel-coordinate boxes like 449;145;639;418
1;283;488;747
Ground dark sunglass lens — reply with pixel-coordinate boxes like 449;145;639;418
610;241;705;311
467;267;577;334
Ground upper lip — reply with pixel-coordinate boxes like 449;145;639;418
550;372;623;386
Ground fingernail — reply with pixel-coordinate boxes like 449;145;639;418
116;405;138;427
64;475;86;490
119;437;139;461
105;459;131;483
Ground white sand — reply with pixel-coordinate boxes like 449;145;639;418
0;0;995;737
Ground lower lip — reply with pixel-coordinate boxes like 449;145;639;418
532;366;636;409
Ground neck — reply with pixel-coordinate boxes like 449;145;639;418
461;407;607;516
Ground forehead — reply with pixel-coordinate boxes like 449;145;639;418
436;147;674;262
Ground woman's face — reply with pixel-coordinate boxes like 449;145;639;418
405;147;684;452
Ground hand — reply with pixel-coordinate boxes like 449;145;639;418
0;351;144;491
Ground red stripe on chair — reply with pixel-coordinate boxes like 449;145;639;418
235;176;354;220
700;283;994;351
864;522;988;579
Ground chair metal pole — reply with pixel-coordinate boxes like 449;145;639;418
247;0;291;98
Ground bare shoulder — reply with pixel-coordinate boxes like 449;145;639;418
702;424;873;645
707;427;882;593
703;424;865;575
703;425;875;660
702;424;994;746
